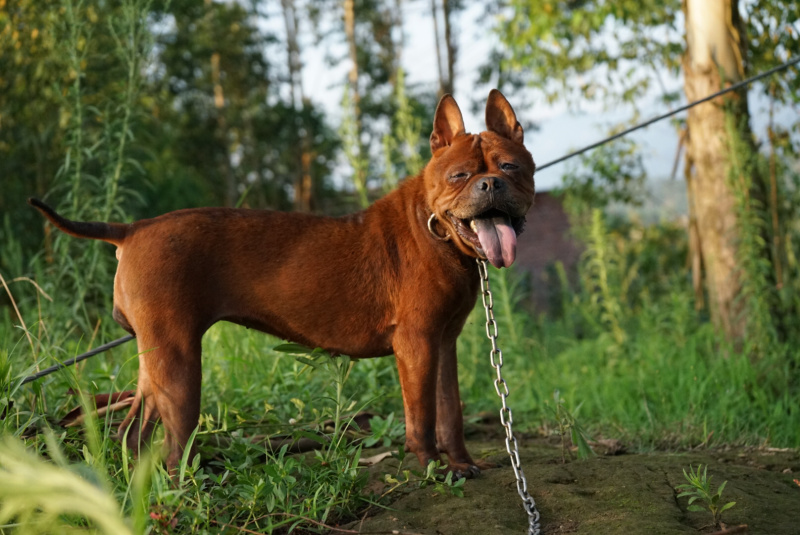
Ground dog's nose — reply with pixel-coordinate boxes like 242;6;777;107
475;176;505;194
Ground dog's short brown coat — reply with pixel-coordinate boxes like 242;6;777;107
30;90;535;477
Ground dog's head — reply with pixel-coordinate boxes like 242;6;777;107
424;90;535;268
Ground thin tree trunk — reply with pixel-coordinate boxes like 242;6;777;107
281;0;304;108
441;0;455;95
300;144;313;211
682;0;750;340
344;0;368;206
430;0;445;97
210;51;237;207
281;0;313;211
344;0;360;114
684;137;705;311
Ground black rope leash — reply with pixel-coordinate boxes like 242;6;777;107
536;55;800;172
21;334;135;385
16;56;799;386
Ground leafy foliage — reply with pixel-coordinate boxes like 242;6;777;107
724;111;781;355
676;464;736;529
0;434;135;535
490;0;799;111
489;0;683;108
544;390;594;463
2;2;800;532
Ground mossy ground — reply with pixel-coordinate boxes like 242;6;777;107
348;434;799;535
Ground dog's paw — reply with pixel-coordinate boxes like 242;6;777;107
447;462;482;480
473;458;498;471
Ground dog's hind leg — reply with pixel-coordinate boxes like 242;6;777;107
118;350;160;456
118;331;202;469
142;331;203;469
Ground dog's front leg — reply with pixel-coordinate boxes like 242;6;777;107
435;338;492;477
435;338;473;473
393;326;442;468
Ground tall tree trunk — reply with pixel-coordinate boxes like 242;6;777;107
343;0;368;206
344;0;360;123
281;0;312;211
682;0;751;340
210;51;237;207
281;0;304;108
431;0;456;97
430;0;445;97
441;0;455;95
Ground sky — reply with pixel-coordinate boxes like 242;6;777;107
286;2;682;192
277;2;790;193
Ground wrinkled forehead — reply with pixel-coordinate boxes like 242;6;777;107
442;131;533;167
449;133;481;152
435;133;482;166
478;130;532;163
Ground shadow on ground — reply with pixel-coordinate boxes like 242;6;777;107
345;434;799;535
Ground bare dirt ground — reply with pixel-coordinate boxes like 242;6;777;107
346;431;799;535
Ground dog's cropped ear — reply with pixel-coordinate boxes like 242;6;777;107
430;94;466;153
485;89;524;145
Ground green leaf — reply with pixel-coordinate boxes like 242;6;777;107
294;356;320;368
687;505;705;512
720;501;736;513
295;431;327;445
572;427;595;459
273;342;315;354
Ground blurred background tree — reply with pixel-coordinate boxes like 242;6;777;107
487;0;800;349
1;0;799;465
1;0;798;350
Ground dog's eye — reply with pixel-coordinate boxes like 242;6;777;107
500;163;519;172
449;172;470;181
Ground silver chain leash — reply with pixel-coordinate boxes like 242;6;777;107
477;259;541;535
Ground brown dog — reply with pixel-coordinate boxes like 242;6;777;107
30;90;535;476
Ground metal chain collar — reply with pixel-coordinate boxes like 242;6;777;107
477;259;541;535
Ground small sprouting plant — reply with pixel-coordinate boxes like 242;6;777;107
381;453;466;499
363;413;405;448
676;464;736;529
545;390;595;463
273;343;357;462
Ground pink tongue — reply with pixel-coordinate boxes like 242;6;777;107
473;215;517;268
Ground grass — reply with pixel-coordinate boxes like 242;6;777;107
0;293;416;534
2;256;799;533
461;272;800;449
3;1;798;531
2;204;799;532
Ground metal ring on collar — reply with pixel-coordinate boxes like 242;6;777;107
427;213;451;241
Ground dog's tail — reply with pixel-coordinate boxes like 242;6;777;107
28;198;128;245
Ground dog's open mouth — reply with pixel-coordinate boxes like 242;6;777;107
448;209;525;269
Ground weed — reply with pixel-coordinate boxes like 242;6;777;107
381;67;426;192
544;390;595;463
382;453;466;500
676;464;736;529
363;413;405;448
339;86;370;208
0;433;133;535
